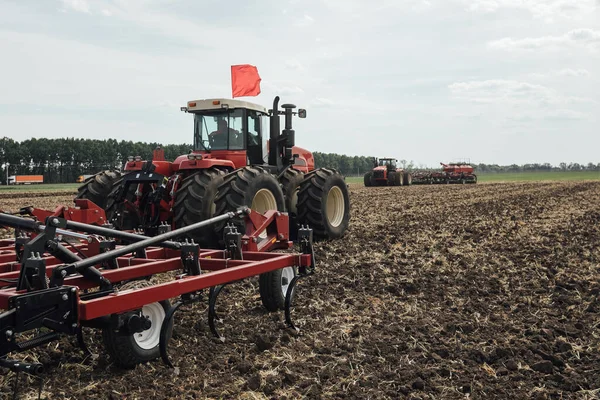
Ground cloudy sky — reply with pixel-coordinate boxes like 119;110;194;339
0;0;598;167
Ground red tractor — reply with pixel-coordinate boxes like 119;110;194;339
363;157;412;187
76;96;350;247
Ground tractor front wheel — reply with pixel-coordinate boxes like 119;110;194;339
173;167;226;247
363;172;373;187
297;168;350;240
213;166;285;241
75;170;122;209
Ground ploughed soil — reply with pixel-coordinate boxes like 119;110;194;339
1;181;599;399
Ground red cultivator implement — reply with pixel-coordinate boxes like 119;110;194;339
412;161;477;185
0;200;315;398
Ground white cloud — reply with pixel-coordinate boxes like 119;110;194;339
448;79;594;120
285;59;305;71
448;79;592;105
311;97;335;107
295;14;315;27
60;0;91;14
466;0;598;22
488;28;600;51
531;68;591;79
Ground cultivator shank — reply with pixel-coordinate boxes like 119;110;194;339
0;201;315;397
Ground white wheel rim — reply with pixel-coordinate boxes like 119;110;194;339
134;302;165;350
280;267;295;298
251;189;278;238
326;186;345;228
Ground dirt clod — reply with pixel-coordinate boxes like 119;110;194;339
531;360;554;374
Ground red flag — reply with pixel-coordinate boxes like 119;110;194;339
231;64;261;98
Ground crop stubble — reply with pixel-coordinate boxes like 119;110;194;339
0;182;598;399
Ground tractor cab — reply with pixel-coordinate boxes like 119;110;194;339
179;98;313;174
184;99;270;168
377;158;397;170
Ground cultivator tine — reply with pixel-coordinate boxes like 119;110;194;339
76;327;92;357
285;225;316;332
284;274;302;332
208;285;227;342
159;300;184;368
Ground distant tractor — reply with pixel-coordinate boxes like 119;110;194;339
363;158;412;187
76;96;351;247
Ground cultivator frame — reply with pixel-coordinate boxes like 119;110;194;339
0;201;315;398
411;162;477;185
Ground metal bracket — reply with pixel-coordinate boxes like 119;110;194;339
223;223;243;260
180;240;201;276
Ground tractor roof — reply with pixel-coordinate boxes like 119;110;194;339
185;98;268;114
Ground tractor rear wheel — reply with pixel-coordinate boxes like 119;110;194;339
259;266;297;311
173;168;226;247
75;170;122;209
102;280;173;369
403;171;412;186
363;172;373;187
389;171;403;186
213;166;285;241
297;168;350;239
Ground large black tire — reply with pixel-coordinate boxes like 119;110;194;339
172;168;226;247
213;166;285;240
297;168;350;240
363;172;373;187
388;171;403;186
102;280;173;369
75;170;122;209
403;171;412;186
105;175;140;231
259;266;297;311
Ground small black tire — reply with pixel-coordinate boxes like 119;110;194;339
102;280;173;369
259;266;297;311
403;172;412;186
173;168;226;247
297;168;350;240
213;166;285;239
363;172;373;187
75;170;122;209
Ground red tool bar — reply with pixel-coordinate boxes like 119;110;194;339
79;253;311;320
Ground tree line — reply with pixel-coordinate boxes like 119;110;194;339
0;137;597;184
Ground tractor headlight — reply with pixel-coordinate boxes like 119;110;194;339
135;156;142;161
187;154;203;160
127;156;134;162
